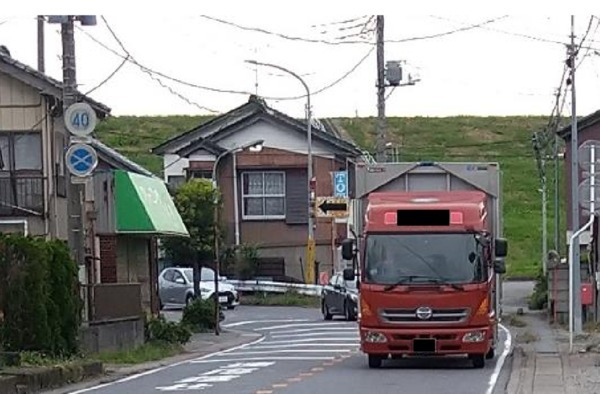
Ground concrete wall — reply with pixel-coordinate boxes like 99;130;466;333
80;317;144;354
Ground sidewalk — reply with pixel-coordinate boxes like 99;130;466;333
504;306;600;394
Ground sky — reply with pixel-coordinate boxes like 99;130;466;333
2;2;600;119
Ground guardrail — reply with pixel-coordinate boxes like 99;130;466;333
227;279;323;297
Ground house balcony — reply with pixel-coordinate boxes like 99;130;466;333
0;175;44;216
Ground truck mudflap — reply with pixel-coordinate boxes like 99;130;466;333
359;325;494;368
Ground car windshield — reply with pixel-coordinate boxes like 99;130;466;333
364;233;486;285
183;268;215;282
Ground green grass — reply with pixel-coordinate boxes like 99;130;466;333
93;341;182;365
241;292;321;307
94;114;569;279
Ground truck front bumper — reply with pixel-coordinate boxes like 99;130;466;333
360;325;492;356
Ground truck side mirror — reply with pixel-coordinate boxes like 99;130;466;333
495;238;508;258
343;268;355;281
493;258;506;274
341;238;355;260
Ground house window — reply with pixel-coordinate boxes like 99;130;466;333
167;175;186;189
242;171;285;219
188;170;212;180
0;132;44;215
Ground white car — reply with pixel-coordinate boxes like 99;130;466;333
158;266;240;310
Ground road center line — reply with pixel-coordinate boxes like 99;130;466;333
223;319;310;328
224;349;354;355
255;322;351;331
190;356;336;363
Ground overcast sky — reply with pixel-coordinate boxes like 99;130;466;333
2;4;600;119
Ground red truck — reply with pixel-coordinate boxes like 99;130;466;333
342;162;508;369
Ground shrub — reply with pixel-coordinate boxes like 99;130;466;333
528;267;548;310
0;235;81;357
181;298;217;332
235;243;260;280
145;315;191;345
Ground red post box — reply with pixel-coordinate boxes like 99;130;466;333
581;283;593;306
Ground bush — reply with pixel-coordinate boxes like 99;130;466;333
145;315;191;345
181;298;218;332
528;268;548;310
0;235;81;357
235;243;260;280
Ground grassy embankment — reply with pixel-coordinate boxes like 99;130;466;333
96;115;565;279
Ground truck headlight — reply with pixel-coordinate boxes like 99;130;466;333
365;331;387;343
462;331;486;342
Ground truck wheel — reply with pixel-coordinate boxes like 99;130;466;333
322;301;332;321
485;348;495;360
470;354;485;369
368;355;383;369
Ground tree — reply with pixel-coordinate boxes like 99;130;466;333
162;179;221;296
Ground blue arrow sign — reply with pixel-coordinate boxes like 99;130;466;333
333;171;348;198
66;143;98;177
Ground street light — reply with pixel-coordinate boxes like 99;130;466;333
245;60;315;284
211;139;263;335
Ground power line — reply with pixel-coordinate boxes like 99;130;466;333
199;15;373;45
386;15;509;43
99;16;221;113
78;23;375;101
84;55;129;95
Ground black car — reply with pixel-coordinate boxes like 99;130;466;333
321;272;358;321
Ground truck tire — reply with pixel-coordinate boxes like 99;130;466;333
368;355;383;369
471;354;485;369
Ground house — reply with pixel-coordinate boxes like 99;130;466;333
0;46;110;238
0;47;188;352
153;95;365;281
557;109;600;247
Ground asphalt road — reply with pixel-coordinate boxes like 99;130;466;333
67;304;512;394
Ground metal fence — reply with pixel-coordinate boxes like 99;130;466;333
228;279;322;296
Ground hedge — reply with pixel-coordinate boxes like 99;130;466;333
0;234;81;356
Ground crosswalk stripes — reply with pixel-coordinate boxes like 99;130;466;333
190;320;360;363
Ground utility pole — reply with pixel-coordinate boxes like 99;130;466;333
375;15;386;163
569;15;583;335
61;17;85;267
37;16;45;73
553;90;561;252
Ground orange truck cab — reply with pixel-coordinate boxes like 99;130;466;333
342;162;508;369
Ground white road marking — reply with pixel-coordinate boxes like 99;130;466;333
189;356;336;363
486;324;512;394
223;349;354;355
270;327;358;335
254;322;350;331
252;343;359;349
261;338;361;344
67;336;266;393
222;319;310;328
271;331;359;339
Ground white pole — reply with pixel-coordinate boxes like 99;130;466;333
569;144;596;352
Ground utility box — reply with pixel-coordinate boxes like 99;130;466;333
582;282;593;305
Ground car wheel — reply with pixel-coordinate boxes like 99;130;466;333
485;347;495;360
344;301;357;321
470;354;485;369
368;355;383;369
322;301;333;321
185;294;194;307
227;305;236;311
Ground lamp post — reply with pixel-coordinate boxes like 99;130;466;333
211;139;263;335
245;60;315;284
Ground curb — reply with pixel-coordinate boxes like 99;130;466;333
0;361;103;394
44;329;263;394
504;346;524;394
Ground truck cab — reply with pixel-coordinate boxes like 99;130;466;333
343;167;508;369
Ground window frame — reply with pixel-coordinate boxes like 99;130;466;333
241;170;286;221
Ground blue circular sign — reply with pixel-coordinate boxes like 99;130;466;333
66;143;98;177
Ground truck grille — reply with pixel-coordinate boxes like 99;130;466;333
380;307;470;324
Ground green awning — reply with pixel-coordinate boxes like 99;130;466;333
114;170;189;237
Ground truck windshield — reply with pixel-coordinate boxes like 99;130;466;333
364;233;486;285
